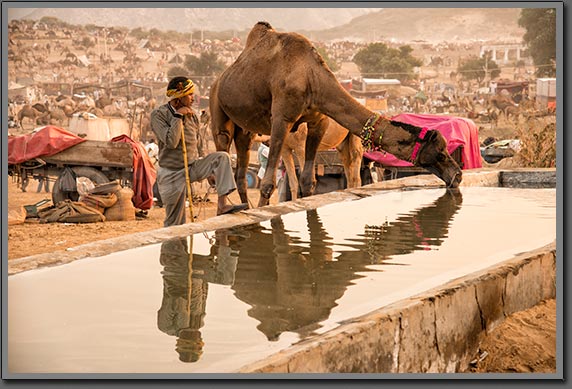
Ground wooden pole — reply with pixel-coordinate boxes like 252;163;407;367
180;124;195;222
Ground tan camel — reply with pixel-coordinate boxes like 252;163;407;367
17;105;45;129
47;107;69;126
210;22;461;207
281;118;363;200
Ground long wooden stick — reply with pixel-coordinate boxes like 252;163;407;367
180;124;195;222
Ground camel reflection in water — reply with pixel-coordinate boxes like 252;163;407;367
157;189;462;361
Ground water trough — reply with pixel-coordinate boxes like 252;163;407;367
7;168;557;375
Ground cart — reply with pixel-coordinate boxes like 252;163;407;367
9;140;134;204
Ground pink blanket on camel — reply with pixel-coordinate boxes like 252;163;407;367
364;113;482;169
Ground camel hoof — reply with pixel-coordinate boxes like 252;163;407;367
259;184;274;200
258;197;270;207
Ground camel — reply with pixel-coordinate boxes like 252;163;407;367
210;22;462;207
101;104;125;117
96;96;114;109
281;118;363;200
17;105;46;129
43;107;69;127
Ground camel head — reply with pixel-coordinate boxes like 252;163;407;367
363;116;462;188
411;129;462;188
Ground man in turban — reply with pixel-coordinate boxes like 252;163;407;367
151;76;247;226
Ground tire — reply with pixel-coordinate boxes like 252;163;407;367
246;169;260;189
52;166;110;204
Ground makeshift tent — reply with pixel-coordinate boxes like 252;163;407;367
8;81;31;101
76;55;91;67
169;54;184;64
138;39;149;49
364;113;482;170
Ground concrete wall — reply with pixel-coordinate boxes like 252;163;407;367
237;244;556;373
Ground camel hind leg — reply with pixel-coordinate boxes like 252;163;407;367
299;116;328;198
281;143;300;201
233;128;254;206
281;129;307;201
209;80;234;153
210;81;251;205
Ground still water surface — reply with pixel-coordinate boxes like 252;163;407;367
8;187;556;373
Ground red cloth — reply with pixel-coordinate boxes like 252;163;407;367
364;113;482;170
8;126;86;164
111;135;157;210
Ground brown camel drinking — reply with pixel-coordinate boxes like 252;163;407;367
281;118;363;201
210;22;462;207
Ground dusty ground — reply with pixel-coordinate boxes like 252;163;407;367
5;176;556;374
465;299;557;373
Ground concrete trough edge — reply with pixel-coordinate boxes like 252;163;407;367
9;168;555;275
235;242;556;374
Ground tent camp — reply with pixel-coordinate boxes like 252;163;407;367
8;81;33;102
76;55;91;67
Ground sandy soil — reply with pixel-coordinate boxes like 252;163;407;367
5;177;556;374
465;299;557;373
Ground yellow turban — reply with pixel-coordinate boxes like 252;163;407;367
166;78;195;99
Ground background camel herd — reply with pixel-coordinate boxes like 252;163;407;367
7;16;555;175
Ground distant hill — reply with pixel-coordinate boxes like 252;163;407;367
305;8;525;43
11;7;525;43
12;7;378;33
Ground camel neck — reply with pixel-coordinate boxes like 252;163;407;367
313;78;377;135
389;120;424;138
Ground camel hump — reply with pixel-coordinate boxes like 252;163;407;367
245;21;274;48
255;21;273;30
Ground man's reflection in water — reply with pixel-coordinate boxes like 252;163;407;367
157;232;238;362
157;237;207;363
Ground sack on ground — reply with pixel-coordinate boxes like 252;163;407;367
104;187;136;221
78;193;118;213
38;200;105;224
8;205;27;225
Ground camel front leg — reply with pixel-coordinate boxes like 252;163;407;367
336;133;363;189
259;120;290;207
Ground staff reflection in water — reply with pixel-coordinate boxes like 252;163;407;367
157;237;207;363
158;189;463;350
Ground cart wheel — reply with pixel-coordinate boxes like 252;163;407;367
52;166;109;205
246;169;260;189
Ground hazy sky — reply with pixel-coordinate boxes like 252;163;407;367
7;8;35;20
